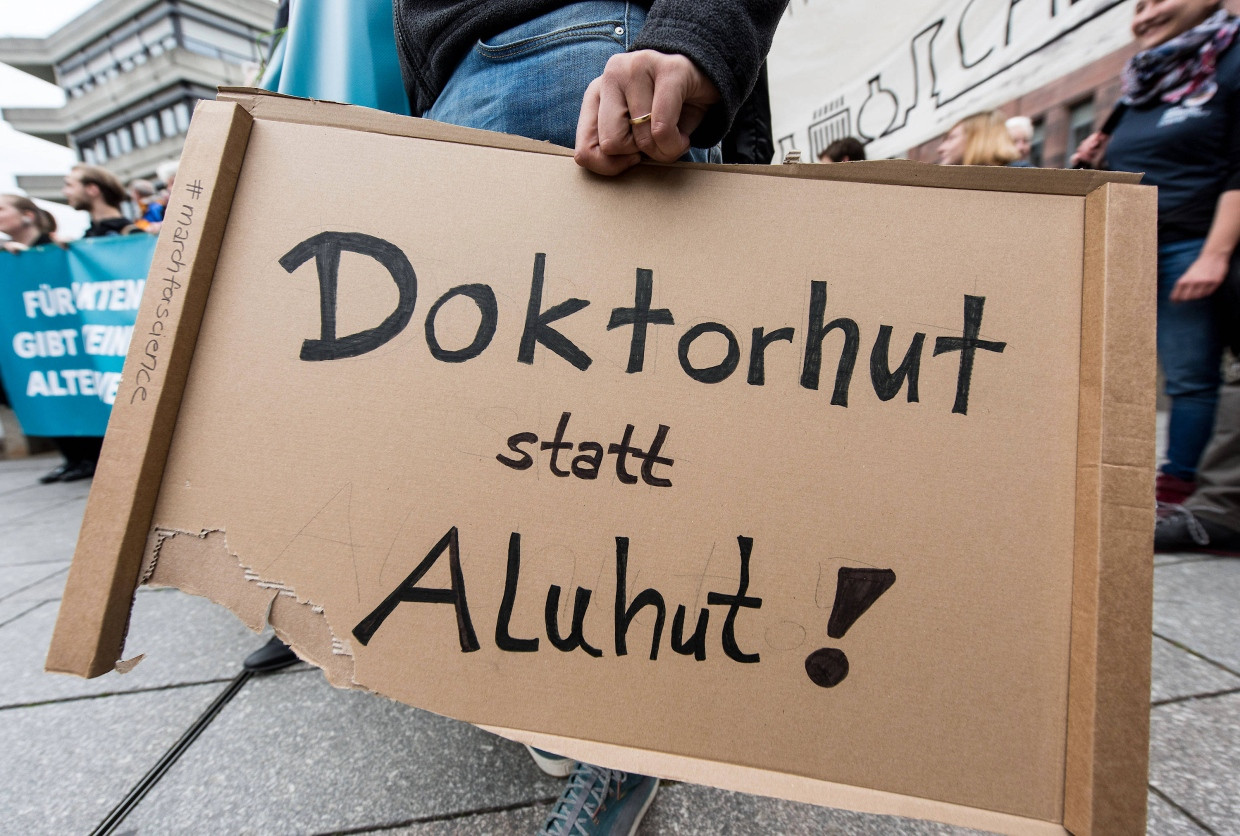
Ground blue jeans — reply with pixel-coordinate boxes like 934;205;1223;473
1158;237;1225;479
426;1;719;162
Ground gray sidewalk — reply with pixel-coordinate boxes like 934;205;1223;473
0;451;1236;835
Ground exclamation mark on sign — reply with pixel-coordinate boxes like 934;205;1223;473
804;567;896;688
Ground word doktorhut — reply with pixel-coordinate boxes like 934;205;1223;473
281;232;1007;417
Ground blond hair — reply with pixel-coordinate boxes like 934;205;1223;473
955;112;1020;166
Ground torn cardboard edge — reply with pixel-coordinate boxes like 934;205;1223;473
140;528;358;688
44;100;253;678
140;522;1068;834
45;91;1156;835
215;87;1141;196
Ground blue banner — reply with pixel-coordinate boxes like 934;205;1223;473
0;235;156;436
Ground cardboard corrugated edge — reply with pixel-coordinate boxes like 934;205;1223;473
1063;184;1157;835
44;100;253;678
215;87;1141;196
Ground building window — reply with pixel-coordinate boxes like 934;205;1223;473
161;108;177;137
174;102;191;132
95;139;107;163
118;127;133;155
1030;118;1045;168
145;114;161;143
1068;99;1096;157
106;132;120;158
133;120;148;148
83;146;97;165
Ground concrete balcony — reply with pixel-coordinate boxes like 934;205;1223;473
0;107;73;146
14;174;69;204
1;49;254;142
99;134;188;183
15;131;186;194
0;0;273;82
0;37;56;84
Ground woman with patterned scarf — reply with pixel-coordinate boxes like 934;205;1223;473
1073;0;1240;506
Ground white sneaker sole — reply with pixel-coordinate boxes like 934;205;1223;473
525;744;575;778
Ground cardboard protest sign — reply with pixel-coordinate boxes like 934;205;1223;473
0;236;154;435
48;91;1156;835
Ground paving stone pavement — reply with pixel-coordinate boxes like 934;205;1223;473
0;452;1236;835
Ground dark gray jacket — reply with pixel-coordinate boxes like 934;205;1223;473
394;1;787;146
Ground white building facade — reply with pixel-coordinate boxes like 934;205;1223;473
0;0;275;198
768;0;1142;162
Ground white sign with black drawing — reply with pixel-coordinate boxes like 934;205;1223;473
768;0;1136;160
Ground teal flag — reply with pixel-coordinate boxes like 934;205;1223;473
258;0;410;115
0;235;156;436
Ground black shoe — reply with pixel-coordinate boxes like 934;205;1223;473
39;462;73;484
1155;506;1240;556
243;636;300;672
58;460;96;482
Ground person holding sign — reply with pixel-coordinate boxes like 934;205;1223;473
34;165;132;484
396;2;785;175
238;2;785;831
1071;0;1240;505
0;195;58;420
393;2;785;833
0;194;57;254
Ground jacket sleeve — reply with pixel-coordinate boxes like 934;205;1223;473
632;0;788;148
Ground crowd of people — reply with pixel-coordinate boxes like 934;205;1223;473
4;0;1239;832
1;161;178;484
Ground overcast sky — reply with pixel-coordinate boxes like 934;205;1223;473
0;2;104;234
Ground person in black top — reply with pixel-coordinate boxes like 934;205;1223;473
41;165;131;483
1073;0;1240;505
63;164;130;239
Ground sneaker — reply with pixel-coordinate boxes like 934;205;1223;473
1155;472;1196;506
1155;505;1240;556
526;745;575;778
540;762;658;836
